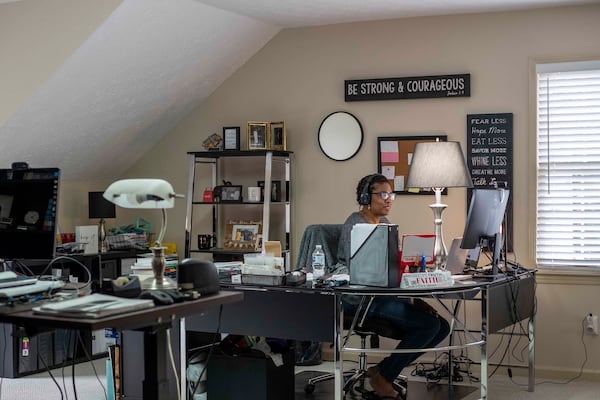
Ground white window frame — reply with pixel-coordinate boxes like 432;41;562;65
535;59;600;271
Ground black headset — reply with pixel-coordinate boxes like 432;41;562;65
358;174;376;206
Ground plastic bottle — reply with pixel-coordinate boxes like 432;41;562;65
311;244;325;279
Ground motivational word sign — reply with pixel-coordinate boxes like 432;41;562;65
466;113;513;190
345;74;470;102
467;113;513;250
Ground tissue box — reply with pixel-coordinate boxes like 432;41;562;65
241;274;284;286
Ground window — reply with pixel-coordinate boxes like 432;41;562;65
536;61;600;269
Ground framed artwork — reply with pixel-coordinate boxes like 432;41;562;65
254;234;263;251
224;219;263;250
222;126;240;151
246;121;269;150
377;135;447;194
269;121;286;151
213;185;243;203
257;180;281;202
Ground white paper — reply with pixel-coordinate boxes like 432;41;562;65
76;225;98;254
381;166;395;179
394;176;405;191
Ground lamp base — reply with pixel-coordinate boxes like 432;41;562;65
142;275;178;290
430;202;448;271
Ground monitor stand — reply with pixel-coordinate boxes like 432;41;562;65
470;233;503;280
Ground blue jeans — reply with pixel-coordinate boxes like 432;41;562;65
343;297;450;383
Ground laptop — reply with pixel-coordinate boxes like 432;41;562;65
445;238;480;279
0;271;38;289
33;293;155;318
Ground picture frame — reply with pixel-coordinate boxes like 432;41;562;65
254;234;263;252
222;126;240;151
213;185;243;203
246;121;269;150
269;121;286;151
377;135;448;195
224;219;263;250
257;180;281;202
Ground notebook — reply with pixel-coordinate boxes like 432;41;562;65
33;293;155;318
0;271;37;288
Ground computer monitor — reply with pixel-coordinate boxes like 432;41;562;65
460;188;510;276
0;167;60;260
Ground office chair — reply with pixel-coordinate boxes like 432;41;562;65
303;312;406;397
296;224;407;397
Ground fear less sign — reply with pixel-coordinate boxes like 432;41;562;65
345;74;470;101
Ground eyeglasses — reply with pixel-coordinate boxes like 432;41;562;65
371;192;396;201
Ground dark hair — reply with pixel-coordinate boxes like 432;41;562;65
356;173;389;204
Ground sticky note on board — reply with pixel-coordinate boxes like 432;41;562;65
380;141;399;163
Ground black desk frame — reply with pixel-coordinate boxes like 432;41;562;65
188;272;535;400
0;291;243;400
334;272;536;400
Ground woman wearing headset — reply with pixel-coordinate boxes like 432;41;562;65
337;173;450;400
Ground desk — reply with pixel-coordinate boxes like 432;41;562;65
0;291;243;400
334;271;536;400
189;272;535;400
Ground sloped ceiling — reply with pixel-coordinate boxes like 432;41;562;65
0;0;596;180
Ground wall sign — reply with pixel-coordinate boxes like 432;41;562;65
345;74;470;102
466;113;513;250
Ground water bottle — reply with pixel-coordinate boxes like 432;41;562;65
311;244;325;280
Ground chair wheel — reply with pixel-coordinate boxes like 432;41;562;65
304;383;315;394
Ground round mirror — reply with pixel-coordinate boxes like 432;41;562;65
318;111;363;161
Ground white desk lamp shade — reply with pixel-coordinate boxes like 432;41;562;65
406;141;472;190
406;141;472;270
103;178;179;290
103;179;175;209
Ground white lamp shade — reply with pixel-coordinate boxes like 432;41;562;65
406;141;473;189
103;179;176;209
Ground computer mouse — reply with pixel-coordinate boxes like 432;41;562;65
140;290;174;306
162;289;186;303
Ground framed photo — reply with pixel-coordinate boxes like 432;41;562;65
269;121;286;151
257;180;281;202
214;185;243;203
254;234;263;251
377;135;447;194
222;126;240;151
224;219;263;250
247;121;269;150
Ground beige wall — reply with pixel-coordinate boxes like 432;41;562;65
126;5;600;377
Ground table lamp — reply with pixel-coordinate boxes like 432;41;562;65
406;141;472;270
103;179;183;290
89;191;116;253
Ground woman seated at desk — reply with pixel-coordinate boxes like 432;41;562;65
337;173;451;399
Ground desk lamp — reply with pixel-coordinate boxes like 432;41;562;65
89;192;116;253
406;141;472;270
103;179;183;290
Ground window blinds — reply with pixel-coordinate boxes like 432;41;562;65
536;64;600;268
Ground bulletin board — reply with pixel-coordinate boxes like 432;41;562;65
377;135;447;194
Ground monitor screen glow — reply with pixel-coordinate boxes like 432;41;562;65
0;168;60;260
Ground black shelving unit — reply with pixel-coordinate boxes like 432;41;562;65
185;150;292;264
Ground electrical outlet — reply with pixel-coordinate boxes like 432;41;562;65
585;314;599;335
